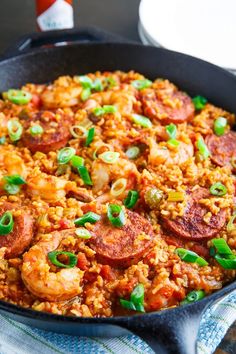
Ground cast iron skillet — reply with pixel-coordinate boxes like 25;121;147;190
0;27;236;354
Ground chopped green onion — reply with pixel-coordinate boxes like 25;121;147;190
0;137;6;145
167;139;180;147
124;190;139;209
166;123;177;139
167;191;185;202
214;254;236;269
93;107;105;116
99;151;120;164
120;299;137;311
105;77;117;88
7;119;23;142
212;238;234;257
214;117;227;136
175;248;208;266
227;213;236;232
131;79;152;90
192;96;208;110
48;251;77;268
107;204;126;227
93;143;111;159
103;105;117;114
70;125;87;139
4;175;26;185
57;147;76;164
92;78;103;92
78;166;93;185
55;164;68;176
29;125;44;136
0;211;14;235
74;212;101;226
79;76;93;89
85;127;95;147
71;155;84;168
81;88;91;101
111;178;127;197
144;188;163;209
126;146;140;159
75;228;92;239
132;114;152;128
196;137;210;160
7;89;32;105
181;290;205;305
4;183;20;195
210;182;227;196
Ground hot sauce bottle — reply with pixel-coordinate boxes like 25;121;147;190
36;0;74;31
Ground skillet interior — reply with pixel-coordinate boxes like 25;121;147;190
0;42;236;354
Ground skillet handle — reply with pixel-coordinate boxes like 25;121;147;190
2;26;130;59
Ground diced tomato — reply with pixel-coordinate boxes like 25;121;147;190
31;94;42;109
100;265;115;281
58;219;71;230
147;285;175;311
191;243;209;259
77;252;89;271
116;278;137;298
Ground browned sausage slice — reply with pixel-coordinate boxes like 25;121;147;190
140;81;194;124
0;202;34;258
206;131;236;168
162;188;226;240
89;210;154;268
21;109;73;153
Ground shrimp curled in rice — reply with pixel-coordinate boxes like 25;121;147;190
21;229;84;302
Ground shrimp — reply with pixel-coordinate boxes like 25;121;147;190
91;157;139;195
27;171;92;203
41;76;82;108
21;229;84;301
84;88;136;115
148;137;193;166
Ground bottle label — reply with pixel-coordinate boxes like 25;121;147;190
37;0;74;31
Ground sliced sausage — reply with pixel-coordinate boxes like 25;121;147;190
140;81;194;124
162;188;226;240
21;109;73;153
206;131;236;168
0;202;34;259
89;209;154;268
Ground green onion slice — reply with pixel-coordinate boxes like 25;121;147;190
70;125;87;139
196;137;210;160
131;79;152;90
120;299;137;311
214;254;236;269
111;178;127;197
103;105;117;114
124;190;139;209
0;137;6;145
85;127;95;147
75;228;92;239
4;184;20;195
7;119;23;142
79;76;93;89
107;204;126;227
132;114;152;128
120;283;145;312
29;125;44;136
210;182;227;196
78;166;93;186
192;96;208;110
175;248;208;266
144;188;163;209
99;151;120;164
93;107;105;116
57;147;76;164
212;238;234;257
71;155;84;168
125;146;140;159
74;212;101;226
104;77;117;88
4;174;26;185
167;139;180;147
0;211;14;235
181;290;205;305
227;213;236;232
92;78;103;92
166;123;177;139
81;88;91;101
48;251;77;268
214;117;227;136
7;89;32;105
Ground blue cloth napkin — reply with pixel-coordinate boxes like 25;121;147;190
0;291;235;354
